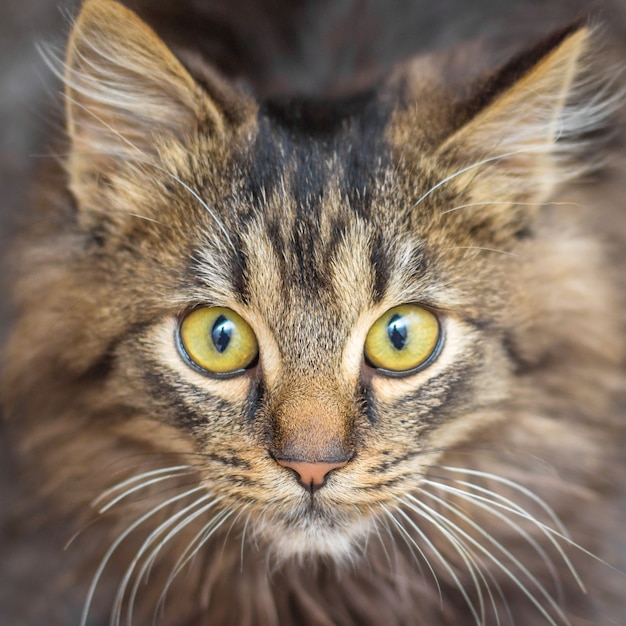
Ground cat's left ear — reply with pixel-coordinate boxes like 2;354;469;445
63;0;246;169
432;24;612;205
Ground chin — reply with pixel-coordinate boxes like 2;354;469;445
254;510;376;563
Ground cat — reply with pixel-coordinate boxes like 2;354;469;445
1;0;625;624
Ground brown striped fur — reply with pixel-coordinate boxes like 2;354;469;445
2;1;625;624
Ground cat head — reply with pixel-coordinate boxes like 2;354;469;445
5;0;622;563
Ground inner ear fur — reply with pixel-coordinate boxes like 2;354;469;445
64;0;241;164
436;23;608;204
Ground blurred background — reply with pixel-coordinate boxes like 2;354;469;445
1;0;624;622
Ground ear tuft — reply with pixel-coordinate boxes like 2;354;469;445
63;0;223;159
438;25;623;203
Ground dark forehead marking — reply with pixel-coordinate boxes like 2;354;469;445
370;231;391;302
236;89;397;294
248;89;394;217
262;90;381;135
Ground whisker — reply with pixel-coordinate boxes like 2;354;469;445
54;88;240;260
94;466;194;512
142;497;226;584
169;506;234;584
115;496;217;623
440;200;585;216
382;504;466;621
155;507;235;623
426;478;582;593
380;505;427;583
401;495;517;626
413;490;570;626
433;465;571;539
123;495;222;626
447;246;519;258
113;495;215;625
374;519;394;572
412;146;552;210
460;478;625;578
213;504;250;570
240;510;252;574
405;497;512;626
436;467;571;538
396;500;489;625
376;512;403;574
79;485;204;626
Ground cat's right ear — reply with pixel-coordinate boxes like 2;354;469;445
390;23;617;210
63;0;245;179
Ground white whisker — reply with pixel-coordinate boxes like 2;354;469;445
448;246;519;258
440;200;585;216
155;507;235;621
51;84;240;259
380;505;427;582
123;495;222;626
452;475;626;578
240;511;252;574
413;490;570;626
426;478;583;592
370;509;396;572
403;497;512;626
383;504;468;621
110;494;217;625
79;485;204;626
438;467;570;537
95;466;194;513
396;500;490;625
214;505;250;569
412;147;550;209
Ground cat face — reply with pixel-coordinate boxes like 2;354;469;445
3;2;625;623
123;126;513;558
21;0;613;567
68;108;505;558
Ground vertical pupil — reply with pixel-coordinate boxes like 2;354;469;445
388;314;408;350
211;315;234;353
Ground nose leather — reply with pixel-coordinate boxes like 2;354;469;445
276;459;348;493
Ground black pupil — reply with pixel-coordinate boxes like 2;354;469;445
211;315;234;353
388;314;408;351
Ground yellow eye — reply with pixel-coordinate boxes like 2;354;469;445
178;307;258;375
364;304;441;374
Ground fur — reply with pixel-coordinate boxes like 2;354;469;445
2;1;625;624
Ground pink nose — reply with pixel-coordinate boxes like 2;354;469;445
276;459;349;493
